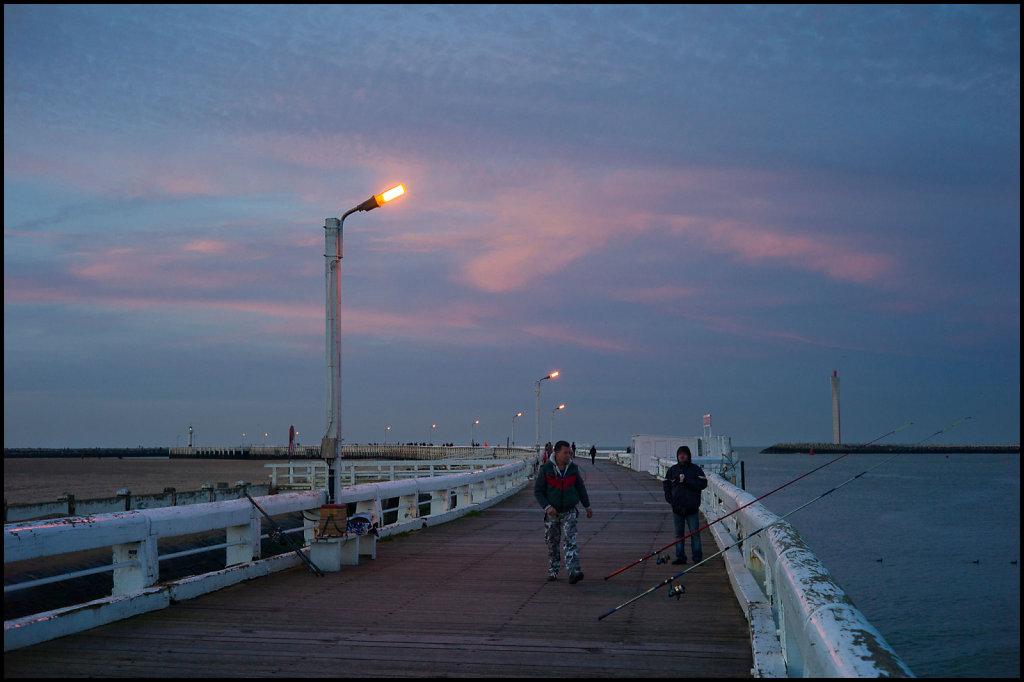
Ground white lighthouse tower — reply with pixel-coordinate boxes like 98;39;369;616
830;371;841;444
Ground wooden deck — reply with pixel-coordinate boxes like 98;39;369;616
4;461;752;677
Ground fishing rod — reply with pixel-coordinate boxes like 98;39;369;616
603;420;914;581
597;416;970;620
246;492;324;577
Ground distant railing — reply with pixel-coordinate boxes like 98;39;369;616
167;445;536;460
3;482;270;524
4;460;529;652
265;459;522;491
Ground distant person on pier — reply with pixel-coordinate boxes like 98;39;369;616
534;440;593;584
571;441;576;456
662;445;708;565
542;441;553;464
589;444;597;465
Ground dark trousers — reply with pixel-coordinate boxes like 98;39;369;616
673;510;702;560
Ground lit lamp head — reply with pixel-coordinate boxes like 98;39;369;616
353;184;406;213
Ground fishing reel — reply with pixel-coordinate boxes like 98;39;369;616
655;555;669;565
270;529;288;544
667;584;686;600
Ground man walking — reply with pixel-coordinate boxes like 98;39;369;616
535;440;593;583
662;445;707;564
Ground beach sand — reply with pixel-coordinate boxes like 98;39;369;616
3;457;299;505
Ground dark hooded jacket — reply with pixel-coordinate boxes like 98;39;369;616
663;460;708;515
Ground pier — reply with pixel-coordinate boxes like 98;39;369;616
3;460;753;677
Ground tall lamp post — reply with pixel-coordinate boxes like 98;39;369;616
470;419;479;447
550;404;565;444
534;371;559;456
428;423;436;445
322;184;406;502
511;411;523;447
384;425;390;445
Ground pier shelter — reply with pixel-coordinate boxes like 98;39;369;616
4;460;752;677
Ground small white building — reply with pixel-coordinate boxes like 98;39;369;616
630;433;732;476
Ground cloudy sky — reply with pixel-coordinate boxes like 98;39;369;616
4;4;1019;449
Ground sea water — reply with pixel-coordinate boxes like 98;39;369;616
736;448;1020;678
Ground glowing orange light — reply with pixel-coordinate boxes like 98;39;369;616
549;371;559;379
375;184;405;206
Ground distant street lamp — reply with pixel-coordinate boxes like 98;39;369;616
534;371;559;456
384;425;391;445
428;423;436;444
321;184;406;502
470;419;480;447
511;411;523;447
550;404;565;443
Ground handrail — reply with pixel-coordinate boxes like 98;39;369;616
4;459;529;652
609;452;912;677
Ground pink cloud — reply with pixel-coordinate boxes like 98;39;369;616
672;218;899;286
612;286;699;304
520;324;632;353
184;239;232;253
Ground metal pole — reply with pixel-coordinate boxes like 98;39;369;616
535;381;541;457
322;212;352;503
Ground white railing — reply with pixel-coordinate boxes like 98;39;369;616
4;460;528;652
641;456;913;677
3;483;272;524
266;459;522;491
265;461;330;490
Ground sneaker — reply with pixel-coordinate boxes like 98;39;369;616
568;572;584;584
672;558;687;565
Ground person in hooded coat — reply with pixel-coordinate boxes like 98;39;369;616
662;445;708;564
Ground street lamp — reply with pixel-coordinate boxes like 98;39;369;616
470;419;479;447
550;404;565;444
384;425;391;445
511;411;523;447
534;371;559;456
322;184;406;502
428;423;436;445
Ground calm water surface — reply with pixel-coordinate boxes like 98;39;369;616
736;448;1020;678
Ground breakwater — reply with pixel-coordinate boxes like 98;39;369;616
762;442;1019;454
5;444;536;460
4;447;172;459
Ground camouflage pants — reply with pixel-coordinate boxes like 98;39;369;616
544;507;580;576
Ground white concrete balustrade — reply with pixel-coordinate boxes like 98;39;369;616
640;456;913;678
4;459;529;652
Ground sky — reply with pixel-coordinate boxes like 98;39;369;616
4;4;1020;449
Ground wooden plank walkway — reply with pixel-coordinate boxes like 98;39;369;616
4;461;752;677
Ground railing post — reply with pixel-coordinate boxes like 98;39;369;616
398;493;417;521
226;505;261;565
455;484;471;508
430;488;450;515
112;534;157;595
